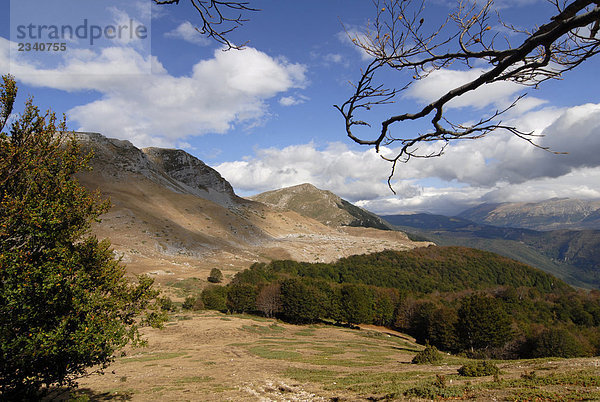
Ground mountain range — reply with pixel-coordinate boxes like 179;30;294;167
458;199;600;231
75;132;426;285
383;213;600;289
75;132;599;290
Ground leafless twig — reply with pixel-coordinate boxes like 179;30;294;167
336;0;600;191
154;0;259;50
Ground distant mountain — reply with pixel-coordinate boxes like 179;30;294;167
383;213;600;289
74;132;424;279
250;183;393;230
458;199;600;231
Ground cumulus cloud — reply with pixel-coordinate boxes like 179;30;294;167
216;101;600;216
165;21;210;45
216;142;402;201
405;68;524;109
1;37;307;147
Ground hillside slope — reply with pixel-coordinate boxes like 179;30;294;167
250;183;393;230
239;246;569;293
74;132;425;282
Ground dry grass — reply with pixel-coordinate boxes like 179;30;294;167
56;312;600;401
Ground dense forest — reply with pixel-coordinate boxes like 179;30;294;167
193;246;600;359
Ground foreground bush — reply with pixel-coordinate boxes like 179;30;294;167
458;361;500;377
412;344;442;364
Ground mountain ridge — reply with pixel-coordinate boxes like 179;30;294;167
458;198;600;231
383;212;600;289
73;132;426;282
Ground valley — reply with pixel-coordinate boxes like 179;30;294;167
64;132;600;401
383;213;600;289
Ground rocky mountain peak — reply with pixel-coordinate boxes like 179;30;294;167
75;132;242;208
142;147;238;205
251;183;392;230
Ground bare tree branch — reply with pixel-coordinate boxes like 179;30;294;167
336;0;600;192
154;0;259;50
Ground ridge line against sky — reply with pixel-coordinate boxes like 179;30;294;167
1;0;599;216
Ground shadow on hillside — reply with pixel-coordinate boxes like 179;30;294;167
42;387;133;401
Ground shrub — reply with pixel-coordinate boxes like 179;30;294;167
208;268;224;283
192;297;205;310
404;377;468;400
412;344;442;364
458;361;500;377
159;296;177;312
182;296;196;310
201;286;228;311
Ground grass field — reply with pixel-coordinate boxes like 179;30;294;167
52;312;600;401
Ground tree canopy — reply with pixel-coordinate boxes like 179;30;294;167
0;75;164;398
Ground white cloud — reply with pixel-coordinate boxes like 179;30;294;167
165;21;210;46
279;94;309;106
216;142;398;201
217;101;600;216
107;5;149;47
357;185;490;216
324;53;344;64
405;68;524;109
337;29;373;61
1;37;307;147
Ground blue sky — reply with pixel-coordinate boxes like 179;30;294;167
2;0;600;215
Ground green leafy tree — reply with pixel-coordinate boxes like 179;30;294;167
429;307;459;352
409;301;437;344
227;283;258;313
528;327;589;358
372;288;397;327
0;75;163;398
340;283;374;325
208;267;224;283
456;294;513;352
201;285;228;311
280;278;323;324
